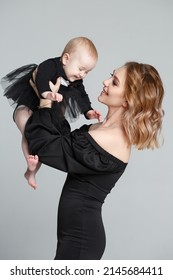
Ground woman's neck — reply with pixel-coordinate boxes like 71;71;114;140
101;108;124;129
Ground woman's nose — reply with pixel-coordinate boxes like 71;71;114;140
103;78;109;86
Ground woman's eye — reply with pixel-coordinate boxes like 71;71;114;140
110;73;118;86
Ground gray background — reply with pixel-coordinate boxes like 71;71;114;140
0;0;172;260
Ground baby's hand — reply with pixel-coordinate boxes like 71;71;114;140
46;91;63;102
86;109;101;122
46;77;63;102
41;78;63;102
49;77;61;93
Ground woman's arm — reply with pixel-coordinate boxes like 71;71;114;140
26;78;106;174
25;107;98;174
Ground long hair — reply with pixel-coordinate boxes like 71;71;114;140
122;62;164;150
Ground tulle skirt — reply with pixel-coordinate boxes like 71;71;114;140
1;64;83;122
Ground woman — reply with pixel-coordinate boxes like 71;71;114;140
25;62;164;259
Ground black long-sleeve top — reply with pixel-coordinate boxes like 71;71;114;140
25;108;128;199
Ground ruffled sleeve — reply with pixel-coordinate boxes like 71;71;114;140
71;126;126;173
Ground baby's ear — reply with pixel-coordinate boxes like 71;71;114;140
61;53;70;65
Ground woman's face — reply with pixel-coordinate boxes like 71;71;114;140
98;66;127;108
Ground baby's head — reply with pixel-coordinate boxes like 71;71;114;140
61;37;98;82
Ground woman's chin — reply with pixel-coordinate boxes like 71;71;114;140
98;95;104;103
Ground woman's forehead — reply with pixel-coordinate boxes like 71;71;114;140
113;66;126;84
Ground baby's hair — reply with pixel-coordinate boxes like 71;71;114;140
61;36;98;60
122;62;164;150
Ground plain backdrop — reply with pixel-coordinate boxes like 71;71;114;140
0;0;173;260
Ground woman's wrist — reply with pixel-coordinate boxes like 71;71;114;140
39;99;52;108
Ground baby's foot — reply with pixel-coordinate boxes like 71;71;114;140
24;170;37;190
27;155;39;171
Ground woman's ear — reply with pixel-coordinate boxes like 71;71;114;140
122;100;128;108
61;53;70;65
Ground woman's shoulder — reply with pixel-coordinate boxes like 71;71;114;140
71;125;127;172
71;123;130;165
88;124;131;163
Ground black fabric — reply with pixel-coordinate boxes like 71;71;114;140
55;174;106;260
1;57;93;121
1;64;39;114
25;108;127;260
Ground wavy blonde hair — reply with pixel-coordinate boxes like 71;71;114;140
122;62;164;150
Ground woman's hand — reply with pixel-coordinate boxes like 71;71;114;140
29;69;39;97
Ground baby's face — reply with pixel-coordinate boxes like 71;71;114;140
62;48;97;82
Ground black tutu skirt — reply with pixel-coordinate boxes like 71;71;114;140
1;64;83;122
1;64;39;114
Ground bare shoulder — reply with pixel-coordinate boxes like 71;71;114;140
88;125;131;163
89;122;101;131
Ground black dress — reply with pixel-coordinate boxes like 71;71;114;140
25;108;128;260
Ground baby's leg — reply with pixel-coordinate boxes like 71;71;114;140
24;159;41;190
14;106;34;165
14;107;40;189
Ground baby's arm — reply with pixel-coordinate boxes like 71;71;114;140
30;67;63;102
39;77;63;102
44;78;63;102
34;59;63;102
30;77;62;108
86;109;101;122
75;82;101;122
